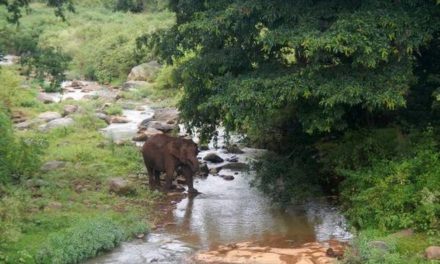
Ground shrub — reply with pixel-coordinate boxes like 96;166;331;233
21;46;71;92
341;145;440;232
0;68;20;109
36;217;125;264
0;108;47;183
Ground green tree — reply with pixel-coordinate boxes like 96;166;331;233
0;0;74;24
144;0;440;142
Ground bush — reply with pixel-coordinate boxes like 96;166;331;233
0;68;20;109
36;217;124;264
0;108;47;183
341;144;440;232
114;0;167;12
21;46;71;92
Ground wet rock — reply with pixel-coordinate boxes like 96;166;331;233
127;61;161;82
136;106;145;111
70;80;83;89
136;233;145;239
138;117;154;129
63;105;78;116
199;145;209;151
209;168;219;175
39;117;74;131
41;161;66;172
219;162;249;171
111;116;130;124
38;111;62;122
37;93;56;104
203;153;224;163
226;144;244;154
199;163;209;176
226;156;239;162
221;175;235;181
108;177;135;195
194;241;341;264
426;246;440;260
147;121;176;133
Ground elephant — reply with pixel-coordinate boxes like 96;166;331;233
141;134;199;194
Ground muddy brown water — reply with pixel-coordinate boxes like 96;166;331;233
87;146;352;264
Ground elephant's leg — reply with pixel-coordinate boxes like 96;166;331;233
146;166;156;187
154;170;161;186
183;166;198;194
164;167;173;191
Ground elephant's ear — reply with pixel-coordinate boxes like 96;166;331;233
169;141;183;160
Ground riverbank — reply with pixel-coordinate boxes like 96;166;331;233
0;65;177;263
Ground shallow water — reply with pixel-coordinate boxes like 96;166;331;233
88;141;352;264
101;107;154;143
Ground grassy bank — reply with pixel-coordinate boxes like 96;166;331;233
0;2;174;84
0;68;160;263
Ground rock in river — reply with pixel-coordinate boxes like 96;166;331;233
203;153;224;163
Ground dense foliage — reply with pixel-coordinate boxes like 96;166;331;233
0;70;46;184
147;0;440;237
0;0;74;23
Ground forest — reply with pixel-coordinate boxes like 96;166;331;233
1;0;439;263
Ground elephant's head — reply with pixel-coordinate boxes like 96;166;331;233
171;138;199;173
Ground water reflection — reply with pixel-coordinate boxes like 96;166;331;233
162;169;351;249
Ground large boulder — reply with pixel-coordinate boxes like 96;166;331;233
39;117;74;131
38;111;62;122
153;108;179;124
127;61;161;82
225;144;244;154
426;246;440;260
